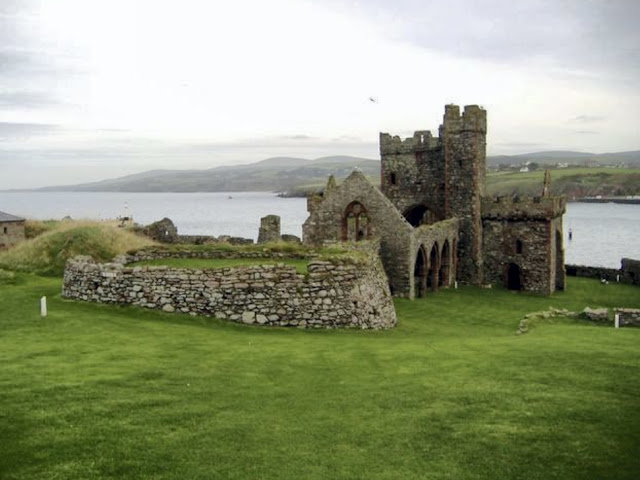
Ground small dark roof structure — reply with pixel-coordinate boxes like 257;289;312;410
0;211;26;222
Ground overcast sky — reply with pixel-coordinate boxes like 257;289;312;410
1;0;639;188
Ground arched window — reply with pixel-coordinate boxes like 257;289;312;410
342;202;370;242
515;239;523;254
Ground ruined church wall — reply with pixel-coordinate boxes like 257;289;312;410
62;250;397;330
303;172;414;296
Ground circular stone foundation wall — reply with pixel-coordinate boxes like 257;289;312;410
62;249;396;329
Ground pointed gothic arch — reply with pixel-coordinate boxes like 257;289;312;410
427;242;440;291
342;201;370;242
439;240;451;287
414;246;428;298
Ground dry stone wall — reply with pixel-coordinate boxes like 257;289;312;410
62;248;396;330
615;308;640;327
566;258;640;286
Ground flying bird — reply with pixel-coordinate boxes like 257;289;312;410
369;96;378;103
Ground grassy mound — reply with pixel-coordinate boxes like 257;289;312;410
0;221;154;276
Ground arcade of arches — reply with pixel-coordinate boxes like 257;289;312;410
413;239;456;298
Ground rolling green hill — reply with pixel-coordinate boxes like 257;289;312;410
487;168;640;198
37;156;380;193
25;151;640;197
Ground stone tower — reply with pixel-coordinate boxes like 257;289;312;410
380;104;487;284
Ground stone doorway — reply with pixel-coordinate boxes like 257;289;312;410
506;263;523;291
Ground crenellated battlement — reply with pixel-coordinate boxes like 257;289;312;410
442;104;487;134
481;195;566;220
380;104;486;156
379;130;438;154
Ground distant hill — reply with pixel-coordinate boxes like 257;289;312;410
488;150;640;167
30;150;640;194
37;156;379;193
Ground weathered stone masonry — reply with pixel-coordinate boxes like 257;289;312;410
62;247;397;330
304;104;566;297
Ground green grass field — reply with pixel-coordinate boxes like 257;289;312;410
487;167;640;197
130;258;310;274
1;275;639;479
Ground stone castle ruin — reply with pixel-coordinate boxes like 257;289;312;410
303;104;566;296
60;103;569;330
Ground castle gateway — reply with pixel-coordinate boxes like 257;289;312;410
303;104;565;297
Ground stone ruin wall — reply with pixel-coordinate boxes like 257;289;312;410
566;258;640;286
481;196;566;294
615;308;640;327
62;247;397;330
0;220;25;249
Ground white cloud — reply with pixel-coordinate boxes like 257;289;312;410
1;0;639;188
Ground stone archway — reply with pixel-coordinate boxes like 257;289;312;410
342;202;369;242
403;204;443;227
414;246;427;298
427;243;440;291
439;240;451;287
506;263;523;291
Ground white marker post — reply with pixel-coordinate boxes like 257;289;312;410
40;296;47;318
454;281;458;289
614;313;620;329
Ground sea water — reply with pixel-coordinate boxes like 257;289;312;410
1;191;638;268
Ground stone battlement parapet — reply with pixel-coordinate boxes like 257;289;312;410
379;130;439;154
481;195;566;220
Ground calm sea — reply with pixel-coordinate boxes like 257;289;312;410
1;191;638;268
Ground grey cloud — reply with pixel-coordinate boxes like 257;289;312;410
568;115;605;124
0;122;61;140
0;1;37;15
0;91;60;108
328;0;640;82
279;134;316;141
0;49;36;74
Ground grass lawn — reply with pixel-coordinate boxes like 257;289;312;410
1;275;639;479
130;257;309;274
